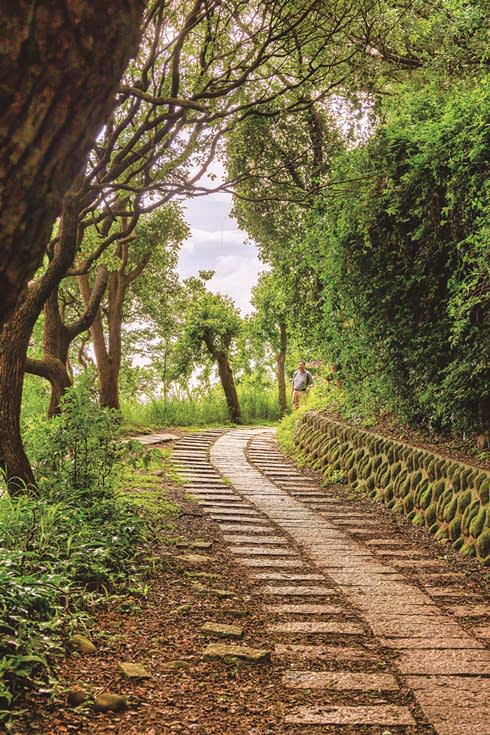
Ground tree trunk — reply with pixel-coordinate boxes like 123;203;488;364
0;314;36;493
0;1;144;326
26;355;73;418
0;183;85;492
216;352;241;423
29;268;108;416
79;270;124;410
276;322;288;414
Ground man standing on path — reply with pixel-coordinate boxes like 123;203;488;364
291;360;314;409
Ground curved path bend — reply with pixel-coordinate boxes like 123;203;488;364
172;428;489;735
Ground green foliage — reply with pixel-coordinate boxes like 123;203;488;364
24;375;124;499
122;383;282;427
0;380;152;718
304;77;490;433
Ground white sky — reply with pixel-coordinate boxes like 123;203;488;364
178;176;264;315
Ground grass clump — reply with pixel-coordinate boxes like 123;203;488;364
0;379;176;722
122;383;282;428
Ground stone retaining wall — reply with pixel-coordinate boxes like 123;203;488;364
295;411;490;566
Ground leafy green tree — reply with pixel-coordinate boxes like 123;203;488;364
79;204;188;409
249;272;290;413
309;77;490;432
175;273;242;422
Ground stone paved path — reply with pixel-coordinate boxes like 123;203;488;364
172;428;490;735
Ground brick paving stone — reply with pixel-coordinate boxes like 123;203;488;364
267;621;364;635
198;498;244;505
397;648;490;675
251;573;326;581
237;558;305;568
394;559;447;568
323;515;377;521
218;524;275;533
380;636;484;649
228;547;296;556
416;572;465;582
447;604;489;618
339;527;385;535
322;572;406;585
376;549;425;557
211;515;264;523
285;704;416;726
364;538;409;546
265;604;344;614
274;644;377;661
370;618;464;638
283;670;399;691
194;492;238;498
208;508;260;516
406;675;490;735
425;587;481;599
259;585;336;596
196;496;244;503
222;535;288;544
471;623;490;641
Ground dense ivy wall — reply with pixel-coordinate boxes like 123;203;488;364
304;79;490;434
296;411;490;565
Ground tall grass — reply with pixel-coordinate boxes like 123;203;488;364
122;383;284;428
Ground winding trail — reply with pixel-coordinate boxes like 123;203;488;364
172;427;489;734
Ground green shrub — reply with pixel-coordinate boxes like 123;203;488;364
0;380;150;719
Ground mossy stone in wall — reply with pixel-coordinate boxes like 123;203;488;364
469;508;487;539
372;455;383;471
425;504;437;526
457;489;472;514
390;462;402;480
459;467;474;491
447;517;461;541
361;458;373;479
385;483;394;502
451;471;462;492
434;526;449;541
452;537;465;551
436;488;453;521
403;494;414;513
410;470;423;491
435;459;446;480
445;462;458;478
474;473;488;491
460;541;476;558
420;487;433;510
398;478;411;499
432;480;446;502
479;479;490;505
443;497;458;523
412;512;425;527
476;529;490;558
414;479;429;508
348;468;357;484
461;499;480;535
427;459;437;481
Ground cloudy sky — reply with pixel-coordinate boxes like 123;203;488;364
178;188;265;315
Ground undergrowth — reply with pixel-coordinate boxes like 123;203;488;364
122;383;282;428
0;379;177;726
